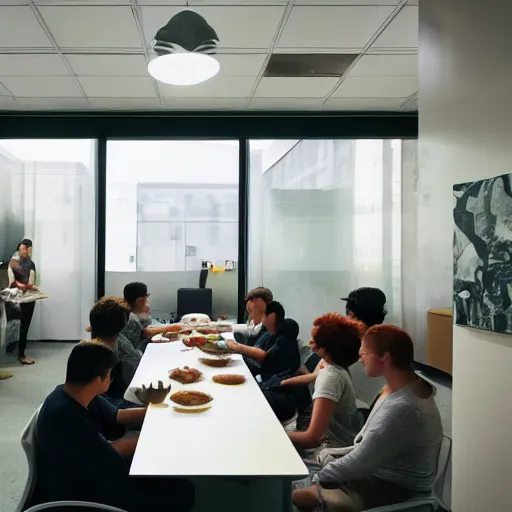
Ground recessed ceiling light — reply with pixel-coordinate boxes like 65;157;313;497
148;10;220;87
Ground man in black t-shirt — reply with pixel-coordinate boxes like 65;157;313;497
35;342;194;511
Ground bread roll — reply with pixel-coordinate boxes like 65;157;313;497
213;374;246;385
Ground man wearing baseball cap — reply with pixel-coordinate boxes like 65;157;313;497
341;287;388;328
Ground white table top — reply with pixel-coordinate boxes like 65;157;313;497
127;342;308;479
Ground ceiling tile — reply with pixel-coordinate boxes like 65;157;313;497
250;97;321;110
349;54;417;77
163;98;249;110
254;77;338;98
372;6;418;49
187;1;287;4
1;76;83;97
78;76;157;97
277;6;394;50
0;96;19;109
141;6;285;49
294;1;398;4
89;97;163;109
323;97;407;110
332;76;417;97
401;95;417;110
0;54;70;76
0;7;53;48
66;54;148;76
0;82;10;95
38;6;142;48
15;97;91;109
159;76;254;98
215;54;267;77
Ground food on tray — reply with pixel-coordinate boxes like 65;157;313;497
181;331;208;347
134;380;171;405
213;374;246;385
199;357;232;368
181;313;211;324
170;390;213;407
196;327;221;336
169;366;202;384
198;338;231;354
166;324;183;332
161;331;179;342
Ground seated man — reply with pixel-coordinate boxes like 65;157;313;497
88;296;142;406
120;282;173;351
227;301;300;380
232;287;273;347
35;342;194;512
292;325;442;512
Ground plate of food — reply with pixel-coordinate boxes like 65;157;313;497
199;357;232;368
170;390;213;412
197;336;232;354
212;374;246;385
180;331;208;347
168;366;202;384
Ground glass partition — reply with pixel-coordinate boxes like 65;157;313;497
0;139;97;340
105;140;239;322
248;139;402;342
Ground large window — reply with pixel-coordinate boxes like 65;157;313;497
105;140;239;320
0;139;97;340
248;139;402;342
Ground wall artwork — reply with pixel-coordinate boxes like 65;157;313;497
453;173;512;334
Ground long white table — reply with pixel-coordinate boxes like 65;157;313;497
125;342;308;511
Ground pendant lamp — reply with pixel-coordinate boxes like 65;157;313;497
148;10;220;86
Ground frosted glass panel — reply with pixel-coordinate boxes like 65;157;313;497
248;139;402;344
106;140;239;320
0;139;97;340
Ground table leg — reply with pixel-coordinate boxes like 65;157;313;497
282;479;293;512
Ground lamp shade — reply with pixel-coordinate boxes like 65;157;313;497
148;10;220;86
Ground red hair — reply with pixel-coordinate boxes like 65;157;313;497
312;313;363;368
364;324;414;370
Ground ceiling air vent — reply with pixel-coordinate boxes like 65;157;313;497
264;54;357;78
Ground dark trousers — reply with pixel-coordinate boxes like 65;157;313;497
19;301;35;358
128;477;195;512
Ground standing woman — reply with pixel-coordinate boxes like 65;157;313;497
8;238;37;365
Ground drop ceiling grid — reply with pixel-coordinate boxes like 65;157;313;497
0;0;418;111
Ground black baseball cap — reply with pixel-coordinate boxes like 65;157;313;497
341;287;387;309
19;238;33;248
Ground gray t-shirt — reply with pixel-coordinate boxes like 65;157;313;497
313;365;362;448
315;380;443;492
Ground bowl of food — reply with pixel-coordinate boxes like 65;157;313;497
170;390;213;412
199;357;232;368
181;331;208;348
134;380;171;405
169;366;202;384
197;337;232;355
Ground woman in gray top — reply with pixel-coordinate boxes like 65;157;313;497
292;325;443;512
282;313;363;449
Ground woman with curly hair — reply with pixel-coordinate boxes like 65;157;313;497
292;325;442;512
284;313;364;450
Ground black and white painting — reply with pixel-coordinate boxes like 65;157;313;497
453;173;512;333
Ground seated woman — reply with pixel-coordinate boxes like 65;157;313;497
292;325;443;512
227;301;300;379
282;313;363;451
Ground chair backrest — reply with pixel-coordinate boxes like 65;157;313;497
434;434;452;511
24;501;127;512
16;407;41;512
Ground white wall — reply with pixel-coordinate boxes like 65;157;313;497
418;1;512;510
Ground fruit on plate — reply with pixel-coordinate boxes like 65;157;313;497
213;374;246;385
199;357;232;368
169;366;202;384
170;390;213;407
181;331;208;347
